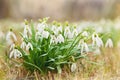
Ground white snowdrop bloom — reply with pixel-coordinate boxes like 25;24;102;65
72;29;78;36
58;26;62;33
50;35;57;44
23;25;32;38
10;43;15;51
95;37;103;47
51;25;56;31
56;34;64;43
52;26;58;35
52;26;62;35
41;31;49;39
71;63;77;72
54;30;58;35
37;23;45;33
35;32;41;40
92;33;103;47
81;31;88;37
9;49;22;59
80;40;89;54
26;42;33;51
6;31;17;45
20;41;27;49
6;31;17;41
64;27;73;39
105;38;113;48
84;43;89;53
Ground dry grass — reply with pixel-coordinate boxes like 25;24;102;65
0;48;120;80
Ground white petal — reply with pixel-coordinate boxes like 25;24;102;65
82;31;88;37
21;41;26;49
11;32;17;41
37;23;45;33
10;43;15;51
9;50;14;58
6;31;17;42
71;63;77;72
41;31;49;39
14;49;18;59
105;38;113;48
64;27;73;38
84;43;89;53
16;50;22;58
6;32;11;41
72;29;78;36
26;42;33;51
57;34;64;43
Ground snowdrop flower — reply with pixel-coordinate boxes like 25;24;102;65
82;31;88;37
92;33;103;47
57;26;62;33
54;30;58;35
50;35;58;44
23;25;32;38
52;25;62;35
9;49;22;59
51;25;56;31
37;23;45;33
64;27;73;39
72;28;78;36
6;30;17;41
41;31;49;39
80;40;89;54
21;41;27;49
105;38;113;48
56;34;64;43
84;43;89;53
10;43;15;51
6;30;17;45
26;42;33;51
71;63;77;72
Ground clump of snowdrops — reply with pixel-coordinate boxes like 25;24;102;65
6;18;113;74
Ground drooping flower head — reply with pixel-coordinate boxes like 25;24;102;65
105;38;113;48
56;34;64;44
6;29;17;45
92;33;103;47
9;48;22;59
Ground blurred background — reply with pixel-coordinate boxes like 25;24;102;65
0;0;120;21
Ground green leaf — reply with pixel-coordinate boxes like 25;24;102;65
30;21;36;42
47;66;55;70
24;61;43;73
